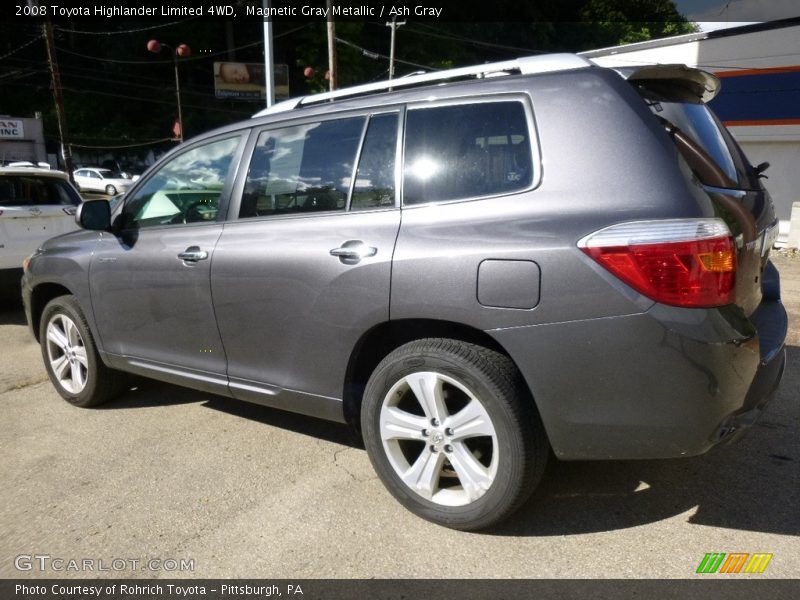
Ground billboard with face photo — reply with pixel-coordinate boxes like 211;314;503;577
214;62;289;100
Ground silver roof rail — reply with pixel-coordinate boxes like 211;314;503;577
253;53;591;118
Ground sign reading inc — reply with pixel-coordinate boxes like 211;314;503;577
0;119;24;139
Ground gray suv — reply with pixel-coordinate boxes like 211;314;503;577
22;54;787;530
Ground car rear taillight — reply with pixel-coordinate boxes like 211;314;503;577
578;219;736;308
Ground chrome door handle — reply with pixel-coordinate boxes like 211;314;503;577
330;240;377;262
177;246;208;262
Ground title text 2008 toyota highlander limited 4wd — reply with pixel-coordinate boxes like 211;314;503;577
22;55;787;530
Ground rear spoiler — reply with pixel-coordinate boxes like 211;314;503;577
612;64;720;104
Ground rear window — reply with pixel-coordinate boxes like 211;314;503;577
403;101;534;205
649;101;754;189
0;175;80;207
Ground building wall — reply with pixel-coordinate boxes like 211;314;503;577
0;116;47;165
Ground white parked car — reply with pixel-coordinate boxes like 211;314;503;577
0;167;82;299
73;167;132;196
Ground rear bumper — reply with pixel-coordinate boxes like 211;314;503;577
490;278;787;460
713;294;788;445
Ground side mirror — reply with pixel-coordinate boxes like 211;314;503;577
76;199;111;230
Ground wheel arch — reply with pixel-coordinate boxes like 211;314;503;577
29;282;74;343
343;318;534;430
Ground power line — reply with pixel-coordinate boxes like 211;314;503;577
401;23;548;55
69;138;175;149
54;18;199;36
54;39;265;65
0;32;43;62
49;23;311;65
335;37;439;72
10;81;255;117
50;23;313;66
7;61;233;102
5;54;187;87
7;59;227;98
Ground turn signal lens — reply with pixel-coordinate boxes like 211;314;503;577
698;249;735;272
579;219;736;308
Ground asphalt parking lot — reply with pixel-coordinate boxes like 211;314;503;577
1;255;798;579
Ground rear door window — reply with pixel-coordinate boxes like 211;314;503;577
240;117;365;218
351;113;398;211
403;101;534;205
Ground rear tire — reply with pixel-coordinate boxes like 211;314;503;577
40;295;123;407
361;338;548;530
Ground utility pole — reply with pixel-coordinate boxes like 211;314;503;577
262;0;275;107
326;0;337;91
386;16;406;79
171;51;184;142
147;40;190;143
42;15;75;182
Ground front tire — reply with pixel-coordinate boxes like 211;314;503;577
40;296;122;407
361;338;548;530
105;184;117;196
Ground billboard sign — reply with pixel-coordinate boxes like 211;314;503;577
214;62;289;100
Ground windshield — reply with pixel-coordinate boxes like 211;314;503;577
97;169;122;179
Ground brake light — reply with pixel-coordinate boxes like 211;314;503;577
579;219;736;308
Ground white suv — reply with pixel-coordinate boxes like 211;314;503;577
0;167;81;301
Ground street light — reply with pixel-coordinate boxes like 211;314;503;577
147;39;191;142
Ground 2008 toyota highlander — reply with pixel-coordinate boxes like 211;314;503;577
22;55;787;530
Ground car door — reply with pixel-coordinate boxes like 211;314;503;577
72;170;86;191
85;170;103;192
212;112;402;416
89;134;245;394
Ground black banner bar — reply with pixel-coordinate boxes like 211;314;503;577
6;1;800;23
2;579;799;600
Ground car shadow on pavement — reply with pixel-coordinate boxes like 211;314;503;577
91;376;360;448
487;345;799;538
0;306;26;325
201;397;360;448
87;340;797;538
96;378;209;409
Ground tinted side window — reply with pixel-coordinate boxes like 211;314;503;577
0;176;80;207
403;102;533;205
351;113;398;210
240;117;365;218
121;136;240;229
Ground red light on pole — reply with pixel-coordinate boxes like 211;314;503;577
147;40;190;143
